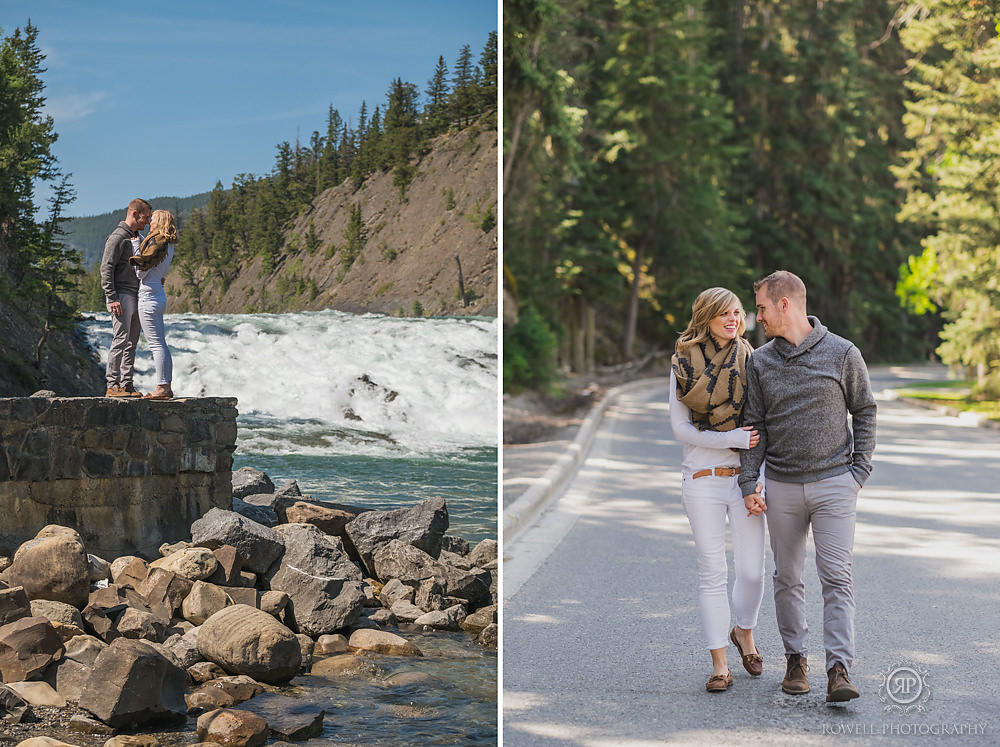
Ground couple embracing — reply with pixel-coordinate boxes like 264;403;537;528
670;270;877;703
101;198;177;400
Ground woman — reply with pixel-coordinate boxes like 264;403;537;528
129;208;176;400
670;287;765;693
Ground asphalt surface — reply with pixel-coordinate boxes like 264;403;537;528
502;365;1000;745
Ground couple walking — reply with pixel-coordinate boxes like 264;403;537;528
670;270;877;702
100;198;177;400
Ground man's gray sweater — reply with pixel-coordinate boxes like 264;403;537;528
100;221;140;303
738;317;876;496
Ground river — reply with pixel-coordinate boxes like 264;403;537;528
81;309;498;744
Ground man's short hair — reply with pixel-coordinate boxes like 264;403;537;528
127;198;151;215
754;270;806;306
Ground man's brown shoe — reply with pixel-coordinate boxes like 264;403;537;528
827;662;860;703
121;383;144;397
105;385;128;397
782;654;810;694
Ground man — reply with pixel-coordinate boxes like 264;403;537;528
100;198;151;397
739;270;876;704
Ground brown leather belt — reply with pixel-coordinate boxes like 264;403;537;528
692;467;741;479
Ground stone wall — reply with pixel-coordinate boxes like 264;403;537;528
0;396;237;559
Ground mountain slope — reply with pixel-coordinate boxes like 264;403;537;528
166;126;498;318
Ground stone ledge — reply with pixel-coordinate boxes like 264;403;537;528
0;396;238;558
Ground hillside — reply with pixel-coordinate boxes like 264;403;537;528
166;125;498;318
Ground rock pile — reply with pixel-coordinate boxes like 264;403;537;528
0;466;498;744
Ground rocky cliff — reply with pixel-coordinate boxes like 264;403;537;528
166;125;498;318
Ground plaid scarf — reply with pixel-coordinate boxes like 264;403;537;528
128;231;171;271
671;336;752;432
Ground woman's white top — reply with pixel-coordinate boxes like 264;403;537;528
669;369;751;478
135;244;174;301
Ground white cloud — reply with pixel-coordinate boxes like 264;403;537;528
43;91;108;123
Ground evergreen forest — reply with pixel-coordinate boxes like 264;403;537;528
503;0;1000;397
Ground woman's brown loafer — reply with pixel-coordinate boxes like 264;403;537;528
730;627;764;677
706;670;733;692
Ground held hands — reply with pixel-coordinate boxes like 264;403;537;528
741;426;760;449
745;483;766;517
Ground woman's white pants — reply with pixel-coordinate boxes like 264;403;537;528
681;473;766;650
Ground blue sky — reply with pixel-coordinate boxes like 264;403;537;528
1;1;498;217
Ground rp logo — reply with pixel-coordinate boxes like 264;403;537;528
879;662;930;714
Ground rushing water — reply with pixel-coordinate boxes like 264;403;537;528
80;310;498;745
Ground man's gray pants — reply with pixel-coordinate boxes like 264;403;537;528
105;292;140;388
765;471;860;672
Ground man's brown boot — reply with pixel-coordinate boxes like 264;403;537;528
121;383;144;398
105;385;128;397
782;654;810;694
827;662;860;703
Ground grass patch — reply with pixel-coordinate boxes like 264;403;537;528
895;381;1000;423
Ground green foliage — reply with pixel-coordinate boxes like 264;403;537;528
340;203;365;271
411;299;424;317
503;305;558;392
443;187;456;211
896;2;1000;376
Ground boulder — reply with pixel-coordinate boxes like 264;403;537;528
467;538;498;568
187;673;266;711
78;638;187;728
460;604;498;633
231;467;275;500
196;707;269;746
67;714;115;735
191;509;285;575
377;578;414;607
5;680;65;707
314;634;349;655
44;634;107;703
0;616;65;683
197;605;301;684
2;534;90;609
440;534;470;556
283;500;364;539
139;568;193;620
415;578;445;611
158;540;192;557
259;590;289;617
345;496;449;577
388;599;425;623
265;524;365;637
86;555;112;584
348;629;422;657
0;683;30;723
366;608;397;627
150;547;219;582
109;557;149;589
29;599;84;630
115;607;167;642
232;497;280;528
207;545;244;587
225;587;259;609
234;692;325;741
182;581;232;626
188;660;227;684
372;540;440;586
476;623;498;650
162;626;202;669
0;587;30;627
415;603;467;631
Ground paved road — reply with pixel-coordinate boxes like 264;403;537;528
502;367;1000;745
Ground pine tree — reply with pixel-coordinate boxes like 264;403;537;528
477;31;498;114
425;55;451;136
451;44;476;127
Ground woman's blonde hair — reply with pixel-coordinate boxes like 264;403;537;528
151;209;178;243
675;287;746;352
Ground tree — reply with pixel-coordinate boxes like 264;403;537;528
896;1;1000;384
478;31;498;114
424;55;451;136
382;78;421;192
451;44;477;127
